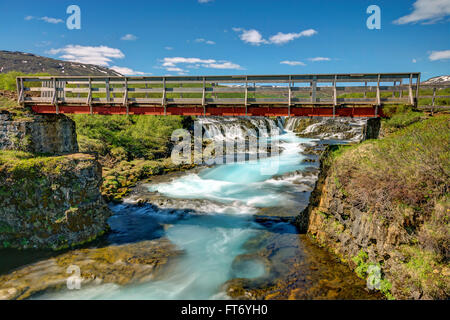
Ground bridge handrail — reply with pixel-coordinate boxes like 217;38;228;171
15;72;450;114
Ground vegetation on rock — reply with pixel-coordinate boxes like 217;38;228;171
0;151;111;250
305;109;449;299
72;114;195;201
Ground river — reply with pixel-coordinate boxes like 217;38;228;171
2;117;380;300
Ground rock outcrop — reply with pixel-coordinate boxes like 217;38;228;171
0;238;182;300
297;144;449;299
0;152;111;250
0;112;78;154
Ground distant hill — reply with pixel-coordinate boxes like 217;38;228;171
422;75;450;85
0;50;122;76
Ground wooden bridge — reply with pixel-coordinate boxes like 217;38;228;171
16;72;450;117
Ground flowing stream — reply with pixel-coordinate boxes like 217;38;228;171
23;117;378;300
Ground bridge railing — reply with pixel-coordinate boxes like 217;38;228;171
15;73;450;115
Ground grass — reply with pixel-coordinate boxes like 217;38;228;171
333;115;449;212
0;150;87;179
0;71;50;91
70;114;195;201
72;114;187;160
327;113;450;299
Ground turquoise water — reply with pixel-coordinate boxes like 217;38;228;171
148;133;315;208
39;131;317;300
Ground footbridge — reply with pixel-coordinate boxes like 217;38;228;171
16;72;450;117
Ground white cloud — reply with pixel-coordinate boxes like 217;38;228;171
195;38;216;45
110;66;149;76
198;0;214;3
233;28;317;45
207;62;242;69
308;57;331;62
41;16;64;24
412;59;417;63
429;50;450;61
394;0;450;24
121;34;138;41
160;57;243;74
25;16;63;24
269;29;318;44
280;60;306;66
166;67;185;72
164;46;174;50
162;57;216;67
233;28;268;45
47;45;125;66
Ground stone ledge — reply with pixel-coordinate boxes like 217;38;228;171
0;111;78;155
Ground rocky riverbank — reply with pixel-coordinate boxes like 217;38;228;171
0;151;111;250
0;238;182;299
297;115;450;299
0;110;114;251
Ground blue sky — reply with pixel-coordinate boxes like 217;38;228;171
0;0;449;80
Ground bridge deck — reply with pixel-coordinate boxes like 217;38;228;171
16;73;450;117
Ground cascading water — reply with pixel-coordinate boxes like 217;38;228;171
284;117;366;141
35;116;376;300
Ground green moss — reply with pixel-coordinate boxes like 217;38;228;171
2;241;11;248
380;279;395;300
352;249;369;278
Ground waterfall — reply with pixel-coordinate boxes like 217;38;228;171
284;117;367;141
198;117;284;141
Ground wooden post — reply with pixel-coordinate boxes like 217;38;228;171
52;77;59;114
392;81;396;98
311;78;317;104
364;81;367;98
432;87;436;115
288;75;292;107
376;74;381;107
333;75;337;118
288;76;292;117
399;80;403;98
123;78;129;115
202;77;206;116
162;77;166;115
17;78;24;105
415;73;421;108
88;77;93;115
244;76;248;116
408;74;414;106
106;78;110;104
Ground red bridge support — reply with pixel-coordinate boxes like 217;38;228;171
31;105;384;117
